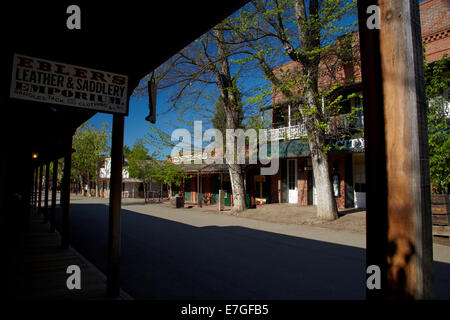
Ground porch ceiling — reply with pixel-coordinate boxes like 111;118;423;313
1;0;249;161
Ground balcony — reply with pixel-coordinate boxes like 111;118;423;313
268;123;308;141
269;112;364;141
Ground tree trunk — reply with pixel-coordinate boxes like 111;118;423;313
96;168;100;197
228;163;246;212
150;177;153;200
213;27;247;212
303;84;338;220
311;152;338;220
143;183;147;203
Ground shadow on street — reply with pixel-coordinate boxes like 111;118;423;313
56;203;450;299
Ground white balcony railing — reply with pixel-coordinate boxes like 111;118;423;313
268;124;308;141
269;114;364;141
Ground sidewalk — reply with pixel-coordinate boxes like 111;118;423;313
12;209;132;300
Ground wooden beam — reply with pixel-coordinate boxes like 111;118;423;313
43;162;50;223
357;0;433;299
34;166;38;210
50;159;58;233
31;167;35;208
38;165;43;215
107;114;125;298
61;135;73;249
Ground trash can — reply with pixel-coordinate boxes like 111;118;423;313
245;194;250;208
170;194;184;208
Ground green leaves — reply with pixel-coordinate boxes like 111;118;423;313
126;139;152;181
425;54;449;194
71;121;110;185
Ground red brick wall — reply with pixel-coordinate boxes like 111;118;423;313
272;0;450;107
272;60;362;106
420;0;450;63
420;0;450;37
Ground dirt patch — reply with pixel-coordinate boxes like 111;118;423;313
201;204;450;245
202;203;367;234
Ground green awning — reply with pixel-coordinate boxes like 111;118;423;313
262;139;311;159
263;137;364;159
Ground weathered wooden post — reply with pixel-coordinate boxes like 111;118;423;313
107;114;124;298
50;159;58;232
34;166;39;210
44;162;50;223
37;164;43;215
31;167;36;208
357;0;433;299
61;135;73;249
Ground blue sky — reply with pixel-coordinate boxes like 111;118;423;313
88;0;360;159
88;93;179;157
89;76;272;159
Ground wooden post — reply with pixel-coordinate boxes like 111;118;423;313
50;159;58;232
107;114;124;298
38;164;43;215
199;173;202;208
0;148;5;218
357;0;433;299
197;172;200;206
43;162;50;223
31;167;36;208
34;166;38;210
61;135;73;249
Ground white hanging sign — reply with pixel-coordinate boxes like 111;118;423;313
10;53;128;114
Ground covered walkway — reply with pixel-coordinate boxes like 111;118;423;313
10;208;131;300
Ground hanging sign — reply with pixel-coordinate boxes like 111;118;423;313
10;54;128;114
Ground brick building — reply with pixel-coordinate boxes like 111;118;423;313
169;0;449;210
252;0;449;209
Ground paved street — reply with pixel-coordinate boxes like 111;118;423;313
56;197;450;299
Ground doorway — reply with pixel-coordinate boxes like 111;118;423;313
287;159;298;204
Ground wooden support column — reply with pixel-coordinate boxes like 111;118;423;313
61;135;73;249
50;159;58;232
107;114;124;298
34;166;38;210
0;148;5;219
199;173;202;208
197;172;200;206
31;167;36;208
43;162;50;223
37;164;43;215
357;0;433;299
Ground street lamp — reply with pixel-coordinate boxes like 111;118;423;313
32;152;39;159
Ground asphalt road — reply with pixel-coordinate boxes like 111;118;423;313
56;200;450;299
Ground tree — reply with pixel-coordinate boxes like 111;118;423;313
212;97;243;136
152;159;190;200
126;139;189;202
49;158;64;189
424;54;449;194
123;144;132;159
126;139;153;202
71;122;110;197
227;0;359;220
143;26;255;212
